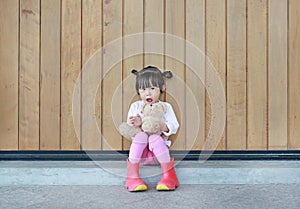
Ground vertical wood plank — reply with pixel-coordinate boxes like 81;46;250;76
288;0;300;149
61;0;82;150
227;0;247;150
165;0;185;150
123;0;143;150
40;0;61;150
144;0;165;104
206;0;226;150
0;0;19;150
102;0;123;150
19;0;40;150
144;0;164;69
186;0;206;150
82;0;102;150
268;0;288;150
247;0;268;150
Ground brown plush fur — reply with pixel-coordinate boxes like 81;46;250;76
118;103;167;139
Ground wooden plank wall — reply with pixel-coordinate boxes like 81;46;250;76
0;0;299;151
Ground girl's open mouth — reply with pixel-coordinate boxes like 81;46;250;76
146;98;153;103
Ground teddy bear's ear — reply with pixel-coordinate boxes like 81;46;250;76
131;69;138;75
162;71;173;79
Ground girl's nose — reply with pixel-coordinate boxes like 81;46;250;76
145;89;151;95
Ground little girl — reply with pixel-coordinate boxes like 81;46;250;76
125;66;179;192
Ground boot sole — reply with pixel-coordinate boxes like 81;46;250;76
129;184;147;192
156;184;177;191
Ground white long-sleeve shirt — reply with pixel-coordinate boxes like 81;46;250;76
127;100;179;146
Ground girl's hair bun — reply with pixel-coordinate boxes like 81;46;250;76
163;71;173;79
131;69;138;75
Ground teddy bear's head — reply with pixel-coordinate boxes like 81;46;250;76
142;103;166;117
141;103;167;135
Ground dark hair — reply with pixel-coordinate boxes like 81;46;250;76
131;66;173;94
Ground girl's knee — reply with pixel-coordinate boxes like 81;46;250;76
148;134;163;143
133;132;148;144
148;134;169;156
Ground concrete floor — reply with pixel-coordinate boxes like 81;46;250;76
1;184;300;209
1;160;300;209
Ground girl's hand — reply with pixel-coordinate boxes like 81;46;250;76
129;115;142;127
163;124;169;133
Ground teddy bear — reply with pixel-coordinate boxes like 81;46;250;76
141;102;167;135
118;102;167;139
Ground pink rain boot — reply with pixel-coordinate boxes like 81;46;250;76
156;158;179;191
125;159;148;192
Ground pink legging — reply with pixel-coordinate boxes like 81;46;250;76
129;132;171;163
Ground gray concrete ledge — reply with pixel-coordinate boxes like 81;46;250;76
1;161;300;186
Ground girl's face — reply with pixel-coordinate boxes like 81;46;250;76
138;86;161;104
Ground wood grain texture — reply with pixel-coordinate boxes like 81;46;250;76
186;0;205;150
19;0;40;150
61;0;82;150
247;0;268;150
144;0;164;69
165;0;186;150
102;0;123;150
81;0;102;150
227;0;247;150
40;0;61;150
0;1;298;151
123;0;144;150
206;0;226;150
0;0;19;150
268;0;288;150
288;0;300;149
